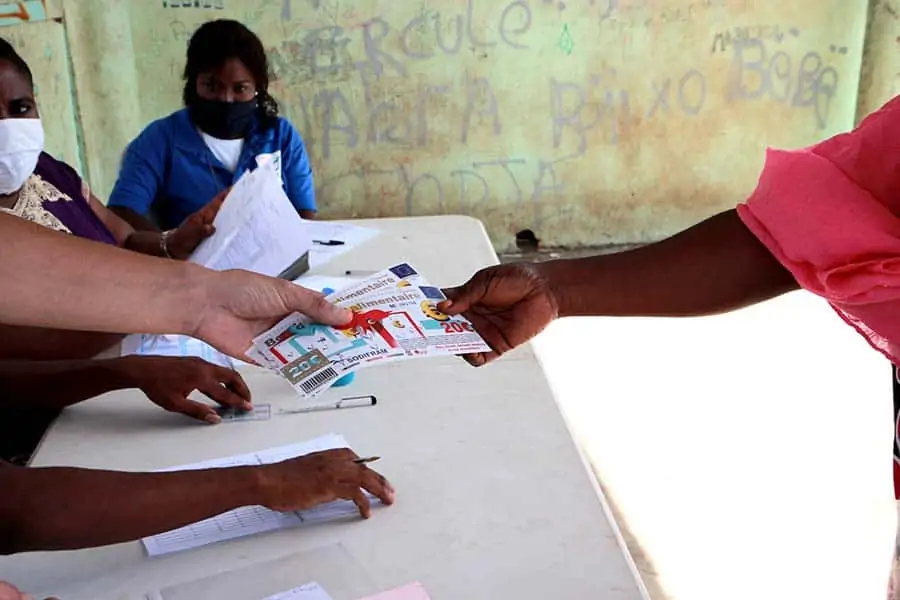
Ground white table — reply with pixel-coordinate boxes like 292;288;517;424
1;216;648;600
535;292;896;600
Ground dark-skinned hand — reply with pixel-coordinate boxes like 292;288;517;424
165;187;229;260
261;448;395;518
117;355;251;424
440;263;560;366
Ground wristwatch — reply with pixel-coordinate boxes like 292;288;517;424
160;229;176;259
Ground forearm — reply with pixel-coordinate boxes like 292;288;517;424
0;358;135;409
123;230;166;258
0;462;263;553
109;205;160;232
0;324;123;361
0;214;206;335
540;209;799;317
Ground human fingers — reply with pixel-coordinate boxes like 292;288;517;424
458;352;488;367
198;377;251;412
463;312;516;360
208;364;252;404
357;464;395;506
347;487;372;519
282;284;352;326
212;186;231;204
160;395;222;424
439;274;490;316
0;582;25;600
203;188;229;217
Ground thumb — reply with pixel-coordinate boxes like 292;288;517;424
206;189;228;216
168;397;222;424
286;285;352;326
440;278;486;315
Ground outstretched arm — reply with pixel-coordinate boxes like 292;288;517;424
0;214;351;358
0;356;251;423
0;448;394;554
0;213;202;335
540;208;798;317
442;209;799;365
0;358;134;409
0;324;122;361
0;460;261;554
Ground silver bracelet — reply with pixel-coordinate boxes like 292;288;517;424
160;229;176;258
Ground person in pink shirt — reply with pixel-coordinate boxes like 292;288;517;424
440;95;900;597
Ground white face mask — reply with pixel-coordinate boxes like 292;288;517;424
0;118;43;195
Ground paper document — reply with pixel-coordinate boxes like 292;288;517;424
357;583;431;600
303;221;379;269
189;159;312;277
251;263;491;399
142;434;378;556
262;582;334;600
293;274;364;294
120;333;256;369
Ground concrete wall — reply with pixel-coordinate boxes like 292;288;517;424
0;1;885;252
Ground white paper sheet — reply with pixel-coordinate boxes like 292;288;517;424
120;333;238;368
292;274;363;294
119;334;259;372
189;160;312;277
142;434;373;556
261;582;334;600
303;221;379;269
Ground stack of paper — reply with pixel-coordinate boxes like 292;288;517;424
142;434;377;556
188;159;312;277
247;263;491;399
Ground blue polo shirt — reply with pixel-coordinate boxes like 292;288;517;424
108;108;315;229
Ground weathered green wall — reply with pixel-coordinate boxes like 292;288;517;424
1;1;81;171
2;1;888;251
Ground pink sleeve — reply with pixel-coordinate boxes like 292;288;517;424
736;95;900;363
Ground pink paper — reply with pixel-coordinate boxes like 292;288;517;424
356;582;431;600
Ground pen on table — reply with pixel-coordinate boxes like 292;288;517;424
278;395;377;415
314;239;345;246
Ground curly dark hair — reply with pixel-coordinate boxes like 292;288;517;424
0;37;33;88
182;20;278;130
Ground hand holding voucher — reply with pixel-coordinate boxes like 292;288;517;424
249;263;491;399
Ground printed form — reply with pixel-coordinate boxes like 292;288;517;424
142;434;376;556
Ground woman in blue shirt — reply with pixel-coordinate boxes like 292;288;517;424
109;19;317;231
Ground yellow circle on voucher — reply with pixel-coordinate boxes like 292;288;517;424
421;301;449;321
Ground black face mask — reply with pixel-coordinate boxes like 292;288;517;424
189;97;257;139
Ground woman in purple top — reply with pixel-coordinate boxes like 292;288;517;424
0;38;223;360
